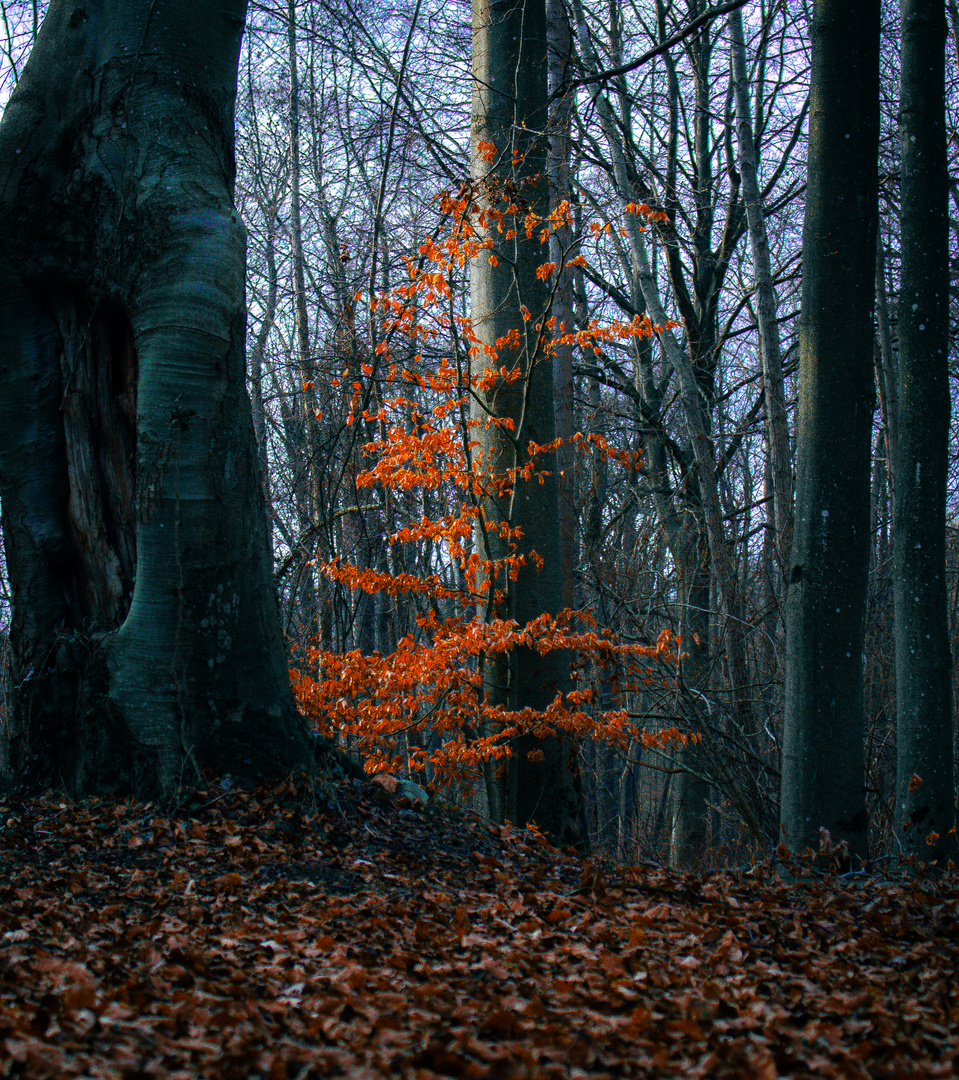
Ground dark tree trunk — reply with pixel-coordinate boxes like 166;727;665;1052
0;0;310;794
668;545;712;869
781;0;880;863
894;0;955;861
547;0;576;612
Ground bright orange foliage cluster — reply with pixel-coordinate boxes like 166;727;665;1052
290;181;689;791
293;611;684;789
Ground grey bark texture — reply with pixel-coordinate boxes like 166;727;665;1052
470;0;586;848
781;0;880;863
894;0;956;861
0;0;310;793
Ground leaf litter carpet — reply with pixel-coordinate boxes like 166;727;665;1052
0;776;956;1079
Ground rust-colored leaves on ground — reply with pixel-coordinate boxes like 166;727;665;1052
0;779;957;1078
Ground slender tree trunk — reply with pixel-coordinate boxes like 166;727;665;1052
781;0;880;863
730;9;791;577
0;0;310;793
895;0;955;862
669;542;712;869
285;0;328;652
568;2;734;864
250;209;279;550
288;0;313;444
470;0;586;847
874;233;899;500
287;0;320;535
547;0;576;611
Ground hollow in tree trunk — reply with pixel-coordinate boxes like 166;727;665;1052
0;0;310;794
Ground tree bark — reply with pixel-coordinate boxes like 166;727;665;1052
781;0;880;863
470;0;586;848
0;0;310;793
894;0;955;862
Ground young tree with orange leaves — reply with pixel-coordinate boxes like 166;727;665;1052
288;192;688;846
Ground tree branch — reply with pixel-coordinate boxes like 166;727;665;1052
552;0;752;100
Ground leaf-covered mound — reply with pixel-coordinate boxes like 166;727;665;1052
0;777;956;1078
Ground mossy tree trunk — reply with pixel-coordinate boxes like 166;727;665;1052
0;0;310;794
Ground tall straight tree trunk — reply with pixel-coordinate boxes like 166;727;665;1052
875;233;899;499
0;0;310;793
895;0;955;862
781;0;880;863
547;0;576;611
729;9;791;578
668;538;712;869
471;0;586;847
250;208;279;550
287;0;323;645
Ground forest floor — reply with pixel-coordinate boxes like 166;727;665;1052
0;772;956;1079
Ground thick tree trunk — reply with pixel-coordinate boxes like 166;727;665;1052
894;0;955;862
0;0;310;793
781;0;879;863
470;0;586;847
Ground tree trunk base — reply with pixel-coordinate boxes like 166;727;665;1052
13;628;332;798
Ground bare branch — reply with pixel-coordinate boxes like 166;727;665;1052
552;0;752;100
